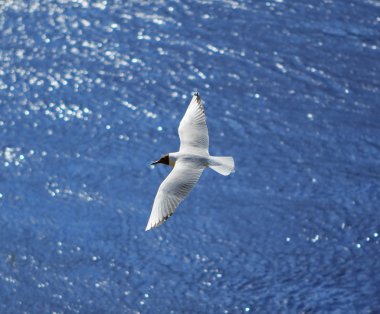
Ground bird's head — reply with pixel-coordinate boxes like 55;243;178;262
151;154;170;166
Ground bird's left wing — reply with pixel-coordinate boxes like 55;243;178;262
146;159;204;231
178;93;209;153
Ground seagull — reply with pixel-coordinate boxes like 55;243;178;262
146;92;235;231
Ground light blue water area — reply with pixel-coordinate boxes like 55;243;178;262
0;0;379;313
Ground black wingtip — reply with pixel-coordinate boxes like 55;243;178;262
193;91;200;100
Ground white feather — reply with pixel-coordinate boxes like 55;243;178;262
178;94;209;153
145;159;204;231
146;93;234;231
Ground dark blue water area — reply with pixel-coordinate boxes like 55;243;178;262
0;0;379;313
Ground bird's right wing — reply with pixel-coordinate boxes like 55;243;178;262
178;93;209;153
146;159;204;231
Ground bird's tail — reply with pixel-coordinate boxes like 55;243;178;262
209;156;235;176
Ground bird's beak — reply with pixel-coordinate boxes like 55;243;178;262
151;160;159;165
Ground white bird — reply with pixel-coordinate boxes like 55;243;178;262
146;92;235;231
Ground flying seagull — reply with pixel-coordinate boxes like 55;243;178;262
146;92;235;231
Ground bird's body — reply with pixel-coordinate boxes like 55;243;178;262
166;152;209;168
146;92;235;231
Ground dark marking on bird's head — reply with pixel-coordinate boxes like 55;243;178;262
151;154;169;166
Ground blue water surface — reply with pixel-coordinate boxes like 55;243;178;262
0;0;379;313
